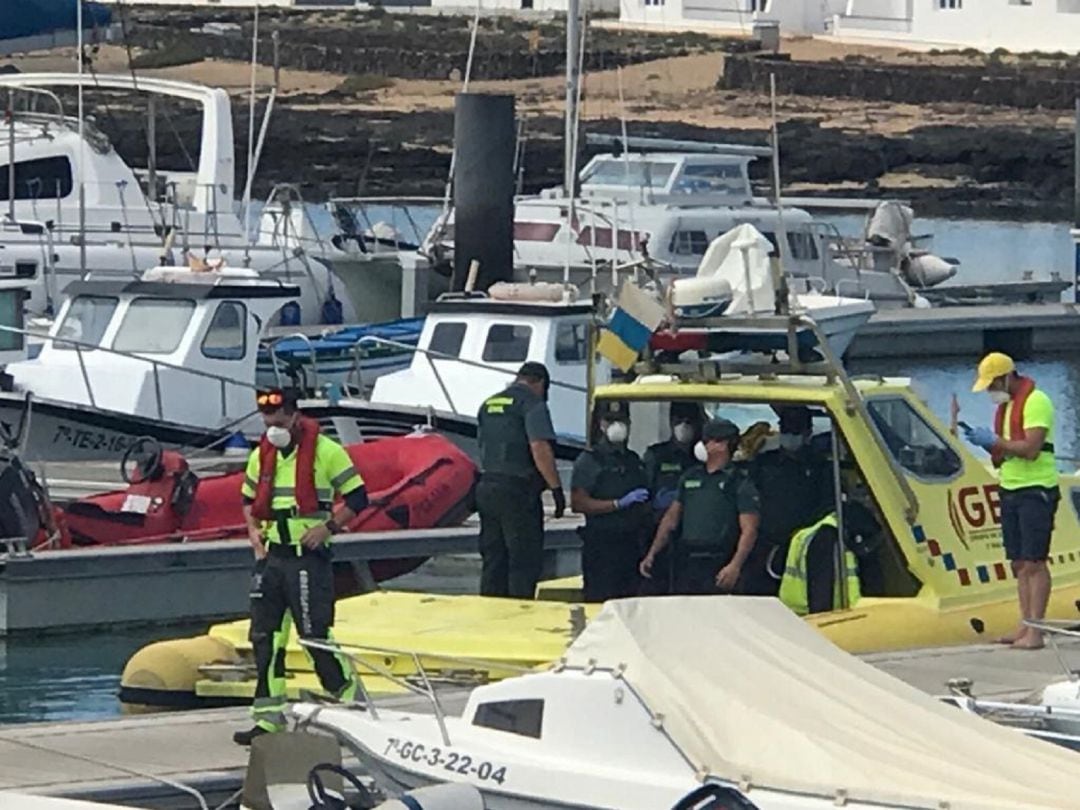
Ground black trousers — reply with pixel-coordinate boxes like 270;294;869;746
250;547;350;707
581;529;640;603
476;478;544;599
672;551;732;595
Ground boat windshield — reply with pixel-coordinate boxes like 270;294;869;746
112;297;196;355
54;295;118;351
580;159;676;190
670;162;748;196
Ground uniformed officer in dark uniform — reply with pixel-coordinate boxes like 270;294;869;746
742;405;833;596
640;418;760;595
640;401;704;594
476;362;566;599
570;400;651;602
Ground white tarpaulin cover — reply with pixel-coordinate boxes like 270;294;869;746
563;598;1080;810
695;223;775;315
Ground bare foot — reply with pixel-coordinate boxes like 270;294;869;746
1011;629;1045;650
995;628;1024;644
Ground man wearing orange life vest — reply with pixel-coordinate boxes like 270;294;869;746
964;353;1059;650
234;388;369;746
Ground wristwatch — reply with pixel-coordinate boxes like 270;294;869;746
324;519;339;534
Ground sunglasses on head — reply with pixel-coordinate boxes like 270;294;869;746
256;391;284;407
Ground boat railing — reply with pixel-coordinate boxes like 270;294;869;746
349;335;589;416
299;638;541;746
0;323;259;425
265;332;322;394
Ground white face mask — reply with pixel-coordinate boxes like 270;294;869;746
989;390;1010;405
266;425;293;448
673;422;695;444
605;421;629;444
694;440;708;463
778;433;805;453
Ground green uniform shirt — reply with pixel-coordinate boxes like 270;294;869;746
676;463;760;557
643;439;696;512
999;389;1058;491
242;434;364;545
750;446;833;547
571;441;649;536
477;382;556;484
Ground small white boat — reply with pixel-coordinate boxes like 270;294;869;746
292;598;1080;810
0;265;297;461
671;223;874;360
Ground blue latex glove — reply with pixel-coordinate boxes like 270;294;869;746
963;425;997;450
652;487;677;512
615;487;650;510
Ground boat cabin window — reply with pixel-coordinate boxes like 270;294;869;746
668;229;709;256
0;156;74;200
482;324;532;363
671;162;748;196
580;159;676;190
866;397;962;479
429;322;467;358
113;297;196;355
472;699;543;739
787;230;819;261
55;295;118;351
201;301;247;361
555;322;588;363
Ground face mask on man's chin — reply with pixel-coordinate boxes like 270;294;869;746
989;389;1011;405
777;433;806;453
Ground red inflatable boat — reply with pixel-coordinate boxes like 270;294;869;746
42;432;477;585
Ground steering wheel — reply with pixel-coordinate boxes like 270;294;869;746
121;436;165;484
306;762;374;810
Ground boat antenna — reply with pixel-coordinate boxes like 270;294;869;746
563;0;586;286
768;73;791;314
77;0;87;277
243;5;259;245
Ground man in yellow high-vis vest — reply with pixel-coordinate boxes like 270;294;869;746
778;502;881;616
233;388;369;746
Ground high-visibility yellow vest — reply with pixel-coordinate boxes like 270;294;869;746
777;513;861;616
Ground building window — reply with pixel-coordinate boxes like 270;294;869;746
472;699;544;739
644;0;665;6
202;301;246;361
937;0;961;7
1009;0;1031;5
482;324;532;363
555;322;588;364
429;322;467;358
0;156;74;200
668;230;709;257
866;398;962;479
1058;0;1080;11
749;0;770;10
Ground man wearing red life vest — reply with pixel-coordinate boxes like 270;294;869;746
234;388;369;745
965;353;1059;650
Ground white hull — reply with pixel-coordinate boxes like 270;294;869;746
0;393;237;462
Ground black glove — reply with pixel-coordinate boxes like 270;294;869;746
551;486;566;519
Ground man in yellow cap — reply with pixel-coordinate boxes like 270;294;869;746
965;352;1058;650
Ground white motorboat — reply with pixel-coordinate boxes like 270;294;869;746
393;140;961;307
293;598;1080;810
0;265;296;461
0;73;408;325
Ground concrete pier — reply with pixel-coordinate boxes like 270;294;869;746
0;517;583;636
847;302;1080;360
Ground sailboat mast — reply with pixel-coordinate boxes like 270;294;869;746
564;0;581;197
77;0;86;276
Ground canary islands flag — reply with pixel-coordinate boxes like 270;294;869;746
597;283;666;372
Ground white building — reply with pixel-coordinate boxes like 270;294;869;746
831;0;1080;53
618;0;845;35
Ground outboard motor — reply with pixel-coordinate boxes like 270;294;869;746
0;443;45;546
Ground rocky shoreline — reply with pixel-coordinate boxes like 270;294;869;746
11;8;1078;222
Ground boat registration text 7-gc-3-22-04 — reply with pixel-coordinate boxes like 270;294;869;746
383;737;508;784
